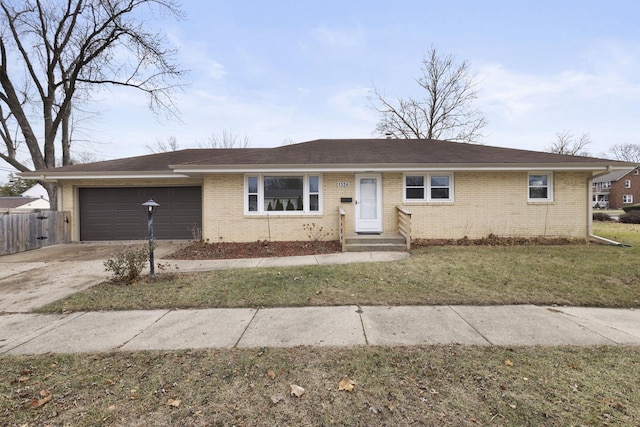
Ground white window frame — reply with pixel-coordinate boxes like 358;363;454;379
623;194;633;204
403;173;454;202
528;172;554;202
245;174;322;214
625;179;632;189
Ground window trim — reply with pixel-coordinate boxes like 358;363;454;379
403;172;454;202
245;174;322;215
528;172;554;202
623;194;633;204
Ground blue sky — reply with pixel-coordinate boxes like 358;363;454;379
6;0;640;176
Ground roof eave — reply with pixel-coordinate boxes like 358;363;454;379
171;162;625;174
19;171;189;181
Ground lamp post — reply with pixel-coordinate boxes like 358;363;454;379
142;199;160;279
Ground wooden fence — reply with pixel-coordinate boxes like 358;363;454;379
0;211;71;256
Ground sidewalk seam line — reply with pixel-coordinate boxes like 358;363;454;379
1;311;87;355
356;305;369;345
549;310;620;345
116;310;172;351
234;308;259;348
448;306;494;345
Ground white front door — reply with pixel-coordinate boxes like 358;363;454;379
355;174;382;233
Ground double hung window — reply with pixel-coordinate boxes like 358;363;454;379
528;173;553;202
404;173;453;202
246;175;321;214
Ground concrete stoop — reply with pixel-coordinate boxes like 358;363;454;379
344;233;407;252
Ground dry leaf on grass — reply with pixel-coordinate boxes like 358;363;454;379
271;392;285;404
338;378;356;392
266;369;276;380
504;359;514;367
29;390;51;409
290;384;305;398
166;398;181;407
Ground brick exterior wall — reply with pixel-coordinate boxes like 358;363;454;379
608;170;640;209
60;171;592;242
405;171;589;239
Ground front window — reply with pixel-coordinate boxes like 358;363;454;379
404;173;453;202
528;173;553;201
246;174;321;214
623;194;633;204
625;180;632;189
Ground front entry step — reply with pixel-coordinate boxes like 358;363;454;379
344;233;407;252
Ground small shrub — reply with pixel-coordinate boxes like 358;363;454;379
189;223;203;242
619;210;640;224
593;212;612;222
622;203;640;213
303;223;332;242
104;245;151;284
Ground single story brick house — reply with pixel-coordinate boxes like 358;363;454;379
22;139;632;246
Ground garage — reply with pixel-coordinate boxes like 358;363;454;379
79;187;202;241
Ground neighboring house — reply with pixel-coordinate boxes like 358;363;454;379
21;183;50;201
0;196;50;213
592;167;640;209
21;139;633;244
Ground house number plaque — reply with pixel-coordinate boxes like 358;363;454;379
336;182;351;188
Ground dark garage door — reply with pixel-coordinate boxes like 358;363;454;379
79;187;202;241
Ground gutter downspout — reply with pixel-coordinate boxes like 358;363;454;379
589;233;631;247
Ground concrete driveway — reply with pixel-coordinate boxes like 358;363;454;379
0;241;184;313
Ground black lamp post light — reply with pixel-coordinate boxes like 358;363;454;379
142;199;160;278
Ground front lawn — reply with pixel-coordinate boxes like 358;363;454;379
2;346;639;426
38;223;640;313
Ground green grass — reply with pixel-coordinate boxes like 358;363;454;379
593;221;640;245
2;346;639;426
39;222;640;313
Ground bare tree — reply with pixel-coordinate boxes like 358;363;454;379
608;143;640;163
0;0;186;208
200;129;250;148
145;136;180;153
370;46;486;143
546;130;591;156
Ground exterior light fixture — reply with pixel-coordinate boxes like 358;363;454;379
142;199;160;278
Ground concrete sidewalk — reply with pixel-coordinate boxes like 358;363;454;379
1;305;639;355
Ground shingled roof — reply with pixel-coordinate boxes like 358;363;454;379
0;197;42;209
22;139;631;179
173;139;620;167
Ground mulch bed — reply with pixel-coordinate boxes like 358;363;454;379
167;235;583;260
167;240;342;260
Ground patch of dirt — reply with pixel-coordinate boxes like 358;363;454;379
167;240;342;260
